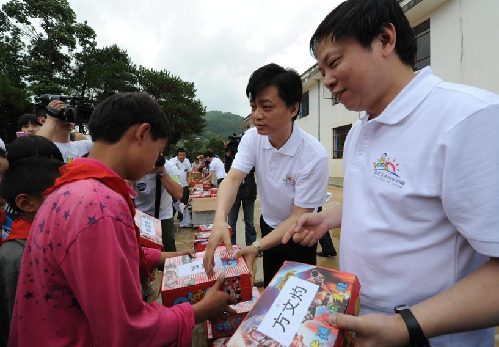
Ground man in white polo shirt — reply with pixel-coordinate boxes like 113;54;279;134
203;63;329;287
285;0;499;346
202;150;226;186
169;148;191;220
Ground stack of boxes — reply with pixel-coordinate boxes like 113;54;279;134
193;224;232;252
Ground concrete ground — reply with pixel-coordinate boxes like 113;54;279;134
172;185;499;346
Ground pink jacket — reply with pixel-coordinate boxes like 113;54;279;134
9;169;194;346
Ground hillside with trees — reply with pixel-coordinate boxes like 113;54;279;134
204;111;244;138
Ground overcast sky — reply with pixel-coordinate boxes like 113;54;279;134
61;0;343;117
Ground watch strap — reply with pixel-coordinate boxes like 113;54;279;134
394;305;430;347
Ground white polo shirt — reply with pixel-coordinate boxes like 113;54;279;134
54;140;92;163
0;137;5;151
132;160;180;220
232;124;328;228
208;157;226;181
341;67;499;346
169;157;191;187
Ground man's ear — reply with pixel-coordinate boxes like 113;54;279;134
378;23;397;55
289;102;300;118
15;194;38;213
134;123;152;143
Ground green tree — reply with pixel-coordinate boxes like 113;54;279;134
71;44;138;103
1;0;96;95
137;67;205;145
0;75;31;141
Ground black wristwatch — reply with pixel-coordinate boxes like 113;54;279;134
394;305;431;347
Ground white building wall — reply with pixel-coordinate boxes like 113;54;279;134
299;0;499;182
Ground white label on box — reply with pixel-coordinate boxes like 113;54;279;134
140;215;155;238
176;258;225;277
257;276;319;347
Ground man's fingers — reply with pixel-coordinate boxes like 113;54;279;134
222;232;233;253
329;313;362;332
282;229;295;244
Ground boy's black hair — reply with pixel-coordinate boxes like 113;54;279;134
88;92;170;144
0;148;6;159
310;0;416;67
204;150;215;158
176;148;186;154
7;136;63;164
0;158;63;213
17;114;41;130
246;63;302;119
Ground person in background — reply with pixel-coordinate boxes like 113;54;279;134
8;92;236;347
203;64;329;287
202;150;226;187
169;148;191;221
0;158;63;346
132;155;183;251
17;114;41;136
284;0;499;346
36;100;92;163
224;138;257;247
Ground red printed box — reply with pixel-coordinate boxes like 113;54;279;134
161;246;252;307
228;261;360;347
134;209;163;250
207;287;260;340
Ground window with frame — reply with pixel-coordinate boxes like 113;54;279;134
332;124;352;159
300;91;309;118
414;20;430;70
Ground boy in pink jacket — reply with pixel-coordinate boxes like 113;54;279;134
9;93;236;347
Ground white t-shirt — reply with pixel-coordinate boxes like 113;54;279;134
341;67;499;347
132;161;180;220
169;157;191;187
232;124;329;228
208;157;226;181
0;137;5;151
54;140;92;163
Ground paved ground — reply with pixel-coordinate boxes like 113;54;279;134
171;185;499;346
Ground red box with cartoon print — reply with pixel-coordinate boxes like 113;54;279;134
161;246;252;307
134;209;163;250
207;287;260;340
227;261;360;347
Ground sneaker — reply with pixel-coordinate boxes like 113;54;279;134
316;251;337;257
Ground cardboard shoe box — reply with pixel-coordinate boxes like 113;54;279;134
228;261;360;347
134;209;163;250
161;246;252;307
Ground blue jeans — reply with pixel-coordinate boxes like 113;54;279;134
228;197;256;246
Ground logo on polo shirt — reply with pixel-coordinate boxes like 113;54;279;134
372;153;406;188
282;174;296;186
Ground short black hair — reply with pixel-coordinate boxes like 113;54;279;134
88;92;170;144
0;158;63;213
17;114;41;130
246;63;302;119
7;135;63;164
0;148;6;159
204;150;214;158
310;0;416;67
176;148;186;154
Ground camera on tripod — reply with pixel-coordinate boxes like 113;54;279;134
36;94;93;124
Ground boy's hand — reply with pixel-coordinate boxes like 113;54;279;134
192;275;237;323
